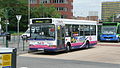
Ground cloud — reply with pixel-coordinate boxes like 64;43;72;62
102;0;120;2
73;0;101;18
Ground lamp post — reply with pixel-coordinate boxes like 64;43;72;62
0;17;1;22
5;20;9;48
0;17;1;35
16;15;22;48
5;20;9;32
28;0;30;26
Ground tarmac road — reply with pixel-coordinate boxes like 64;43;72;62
18;56;120;68
20;46;120;64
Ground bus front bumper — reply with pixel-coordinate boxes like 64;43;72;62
29;48;58;52
100;38;119;41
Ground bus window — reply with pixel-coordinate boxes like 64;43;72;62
30;24;55;39
84;25;90;36
72;25;79;36
65;25;71;37
79;25;84;36
90;25;96;35
117;25;120;34
49;28;55;36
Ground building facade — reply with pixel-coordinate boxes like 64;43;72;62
30;0;73;19
102;1;120;21
74;16;98;21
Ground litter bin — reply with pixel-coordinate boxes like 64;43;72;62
0;48;17;68
6;33;11;41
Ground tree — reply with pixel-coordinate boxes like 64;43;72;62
31;5;61;18
0;0;61;32
0;0;28;32
0;9;6;31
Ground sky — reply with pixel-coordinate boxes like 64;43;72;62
73;0;120;19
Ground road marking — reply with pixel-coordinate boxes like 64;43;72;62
20;67;28;68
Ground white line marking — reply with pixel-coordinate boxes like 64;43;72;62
20;67;28;68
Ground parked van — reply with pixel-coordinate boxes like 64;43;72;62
21;28;30;38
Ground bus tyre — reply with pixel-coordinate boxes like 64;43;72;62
28;50;36;53
86;41;90;48
117;39;119;43
28;50;33;53
65;45;71;53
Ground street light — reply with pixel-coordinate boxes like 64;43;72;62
28;0;30;26
5;20;9;32
0;17;1;22
0;17;1;34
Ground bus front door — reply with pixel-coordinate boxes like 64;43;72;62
57;25;65;49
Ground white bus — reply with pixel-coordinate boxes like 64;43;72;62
28;18;97;52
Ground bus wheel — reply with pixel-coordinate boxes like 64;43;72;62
65;44;71;53
117;39;119;43
85;41;90;48
28;50;34;53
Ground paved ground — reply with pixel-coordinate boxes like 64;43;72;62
20;46;120;64
1;36;120;65
18;56;120;68
97;42;120;46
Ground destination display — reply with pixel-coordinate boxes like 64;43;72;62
32;19;52;23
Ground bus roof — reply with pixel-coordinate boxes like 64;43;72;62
103;22;120;23
30;18;97;25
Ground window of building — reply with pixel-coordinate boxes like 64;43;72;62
56;7;67;11
40;0;50;4
53;0;67;3
30;0;37;4
71;9;73;12
61;15;67;18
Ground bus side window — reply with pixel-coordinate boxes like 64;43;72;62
79;25;84;36
65;25;71;37
72;25;79;36
84;25;90;36
118;25;120;34
90;25;96;35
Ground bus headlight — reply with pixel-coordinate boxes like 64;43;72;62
48;45;57;47
116;35;119;37
29;44;33;46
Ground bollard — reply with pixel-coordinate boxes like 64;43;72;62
6;33;11;41
22;40;25;51
22;35;27;51
5;32;11;48
6;34;9;48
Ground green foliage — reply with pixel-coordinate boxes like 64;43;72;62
0;0;61;32
0;0;28;32
31;5;61;18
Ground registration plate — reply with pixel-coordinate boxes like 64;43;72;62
106;39;110;40
38;49;44;50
